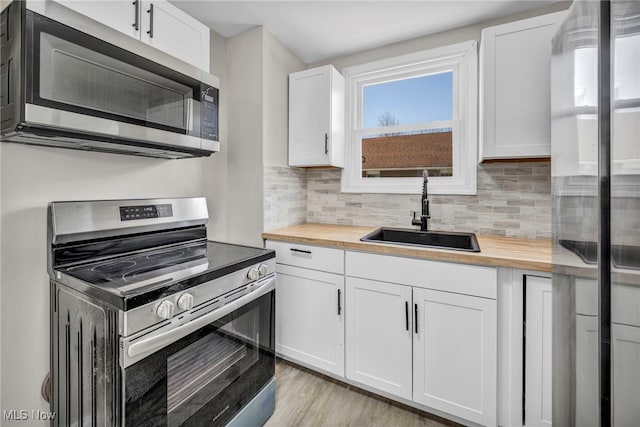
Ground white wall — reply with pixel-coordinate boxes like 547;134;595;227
225;27;306;245
226;27;265;247
207;31;230;241
0;31;229;425
263;30;306;167
310;2;569;70
262;31;308;231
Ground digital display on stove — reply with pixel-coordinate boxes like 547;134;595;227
120;204;173;221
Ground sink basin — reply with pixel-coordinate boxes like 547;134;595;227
360;227;480;252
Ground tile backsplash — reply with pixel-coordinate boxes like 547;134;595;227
305;162;551;239
264;165;308;231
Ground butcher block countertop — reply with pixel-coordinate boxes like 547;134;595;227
262;223;552;272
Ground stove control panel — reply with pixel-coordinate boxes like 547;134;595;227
120;204;173;221
122;258;276;336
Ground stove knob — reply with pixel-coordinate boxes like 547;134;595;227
177;293;194;311
156;300;175;320
247;267;259;281
258;264;269;277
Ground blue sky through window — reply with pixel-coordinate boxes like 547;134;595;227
363;71;453;128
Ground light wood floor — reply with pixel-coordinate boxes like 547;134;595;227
264;359;460;427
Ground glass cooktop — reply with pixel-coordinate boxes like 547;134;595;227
61;241;272;294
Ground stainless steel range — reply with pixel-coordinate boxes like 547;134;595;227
47;197;276;426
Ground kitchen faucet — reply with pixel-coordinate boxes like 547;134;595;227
411;170;431;231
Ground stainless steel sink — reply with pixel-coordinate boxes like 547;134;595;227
360;227;480;252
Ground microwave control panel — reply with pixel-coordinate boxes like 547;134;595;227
201;85;219;141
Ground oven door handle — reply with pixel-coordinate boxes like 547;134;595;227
126;276;275;362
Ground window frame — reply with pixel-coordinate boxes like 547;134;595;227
341;40;478;195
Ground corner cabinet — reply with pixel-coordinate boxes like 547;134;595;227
52;0;210;71
265;241;345;377
480;11;565;160
288;65;345;168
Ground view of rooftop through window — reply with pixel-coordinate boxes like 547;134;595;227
361;71;454;178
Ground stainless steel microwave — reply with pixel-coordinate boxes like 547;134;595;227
0;2;219;159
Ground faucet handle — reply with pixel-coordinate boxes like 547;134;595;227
411;211;422;227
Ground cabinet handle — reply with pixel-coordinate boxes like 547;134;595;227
324;133;328;155
414;304;418;334
146;3;154;38
132;0;139;31
338;289;342;315
6;58;11;105
289;248;311;254
405;301;409;331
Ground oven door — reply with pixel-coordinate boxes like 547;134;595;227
122;279;275;427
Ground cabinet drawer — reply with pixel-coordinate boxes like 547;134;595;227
346;251;496;299
266;240;344;274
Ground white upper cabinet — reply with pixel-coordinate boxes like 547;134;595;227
52;1;139;38
480;11;566;160
52;0;210;71
140;0;209;71
289;65;345;167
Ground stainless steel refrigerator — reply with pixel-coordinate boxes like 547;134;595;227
551;1;640;426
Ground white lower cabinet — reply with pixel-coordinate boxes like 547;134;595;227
413;288;497;426
525;275;553;426
269;241;500;426
275;263;344;376
345;277;413;400
344;250;497;426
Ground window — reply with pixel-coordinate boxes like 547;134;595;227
342;40;478;194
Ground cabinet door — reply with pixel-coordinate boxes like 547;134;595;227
345;277;412;400
140;0;210;71
53;0;139;39
275;264;344;376
612;323;640;427
289;67;332;166
481;11;565;159
413;288;497;426
525;275;552;426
